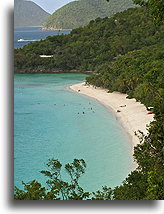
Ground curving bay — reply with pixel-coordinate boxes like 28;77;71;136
14;73;133;192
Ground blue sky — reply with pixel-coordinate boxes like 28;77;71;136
29;0;75;14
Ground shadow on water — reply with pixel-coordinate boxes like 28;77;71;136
6;7;159;210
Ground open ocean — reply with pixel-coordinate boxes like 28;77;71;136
14;27;133;192
14;26;71;49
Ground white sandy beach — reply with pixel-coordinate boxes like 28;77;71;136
70;82;154;151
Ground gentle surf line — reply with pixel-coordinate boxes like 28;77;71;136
69;82;154;152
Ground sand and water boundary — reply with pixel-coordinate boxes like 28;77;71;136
69;82;154;153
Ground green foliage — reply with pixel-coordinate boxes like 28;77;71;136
15;95;163;200
113;112;163;200
14;3;163;200
14;159;91;200
14;180;47;200
133;0;163;25
86;43;163;108
40;158;90;200
44;0;136;29
14;158;113;200
113;171;148;200
85;3;163;199
91;186;113;200
14;7;162;73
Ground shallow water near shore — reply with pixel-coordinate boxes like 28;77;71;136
14;73;133;192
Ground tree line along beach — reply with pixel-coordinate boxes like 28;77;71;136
14;0;163;200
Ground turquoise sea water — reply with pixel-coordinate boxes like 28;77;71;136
14;73;133;192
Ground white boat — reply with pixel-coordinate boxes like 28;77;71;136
18;39;24;42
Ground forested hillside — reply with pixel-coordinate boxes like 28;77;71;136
14;1;163;200
86;43;163;108
14;0;50;27
15;7;162;75
43;0;136;29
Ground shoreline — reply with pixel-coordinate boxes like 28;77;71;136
14;26;72;31
14;70;92;74
69;82;154;153
14;26;43;28
41;27;72;31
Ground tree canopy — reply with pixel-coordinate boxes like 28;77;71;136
43;0;135;29
14;7;162;73
132;0;163;24
14;158;112;200
14;0;163;200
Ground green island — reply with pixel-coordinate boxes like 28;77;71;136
14;0;50;27
14;0;163;200
43;0;136;30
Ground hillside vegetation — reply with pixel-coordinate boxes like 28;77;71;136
14;4;163;200
14;0;50;27
43;0;136;29
15;7;162;76
14;6;163;114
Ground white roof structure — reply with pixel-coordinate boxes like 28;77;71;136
39;55;53;58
